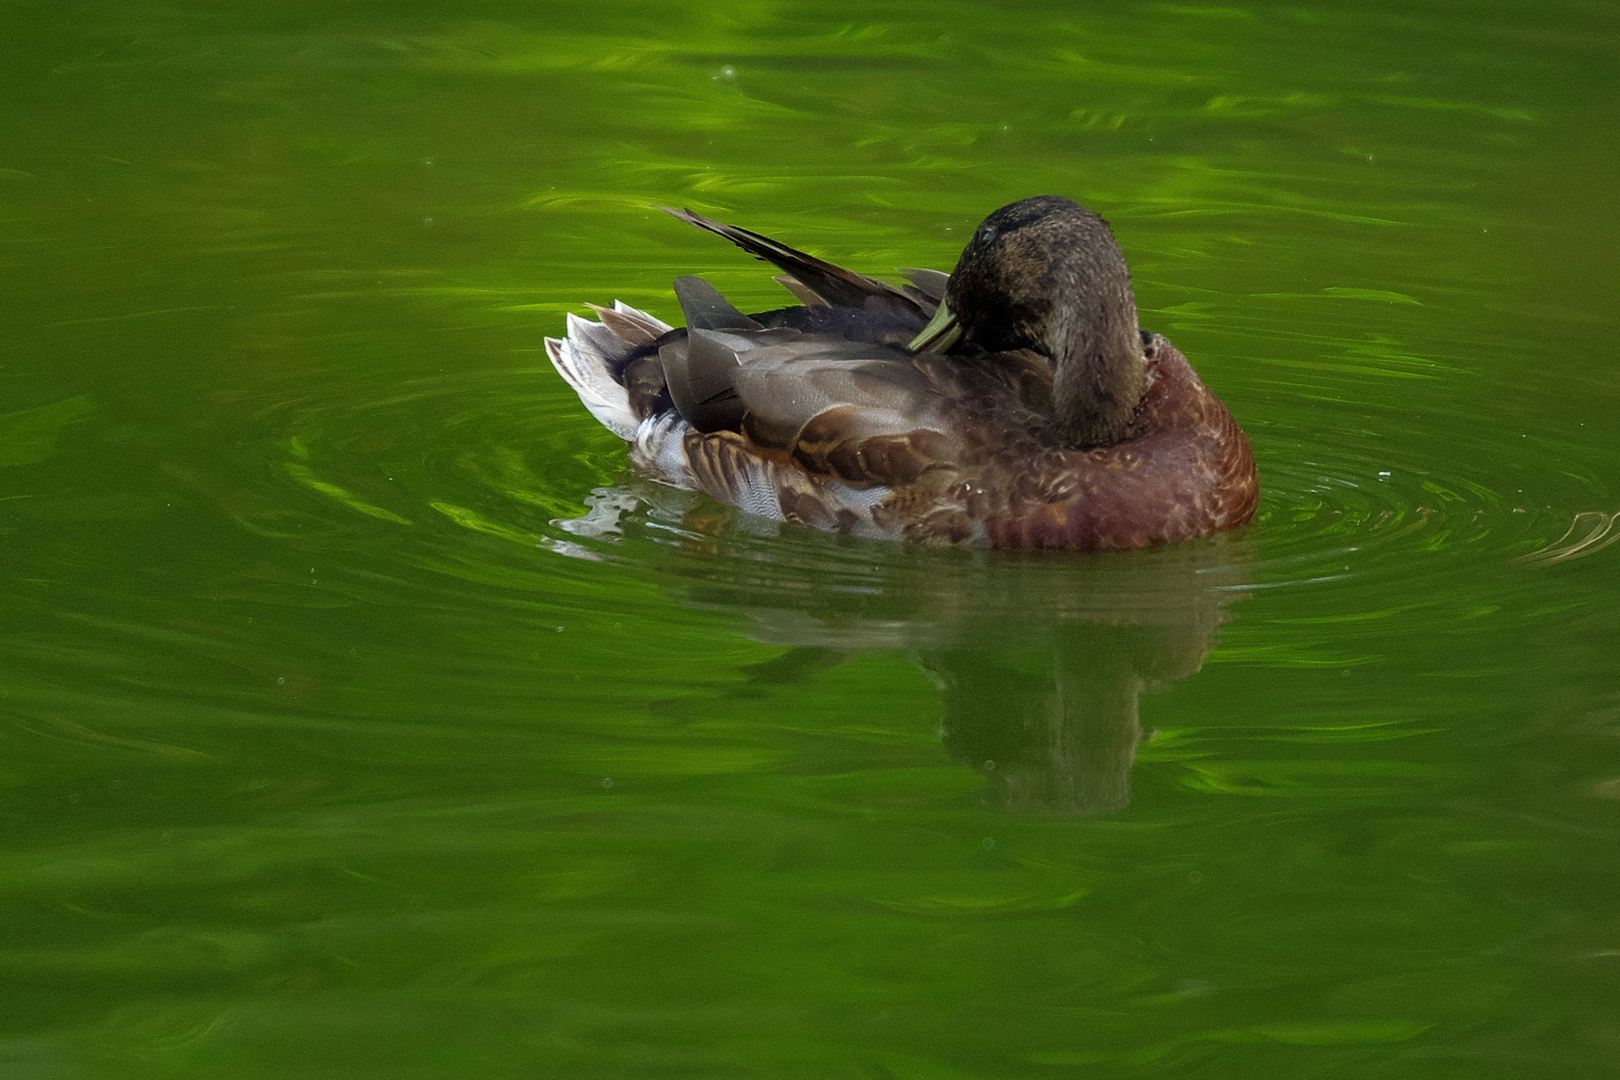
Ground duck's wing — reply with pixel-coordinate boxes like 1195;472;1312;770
735;343;953;486
672;275;763;331
660;207;935;320
657;316;955;490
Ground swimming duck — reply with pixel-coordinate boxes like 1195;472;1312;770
545;196;1257;549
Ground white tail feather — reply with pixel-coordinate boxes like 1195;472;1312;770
545;335;636;439
544;301;672;441
612;301;674;339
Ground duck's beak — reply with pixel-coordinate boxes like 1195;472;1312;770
908;299;963;353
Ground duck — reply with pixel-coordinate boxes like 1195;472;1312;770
545;196;1257;549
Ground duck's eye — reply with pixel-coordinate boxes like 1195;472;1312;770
977;224;997;243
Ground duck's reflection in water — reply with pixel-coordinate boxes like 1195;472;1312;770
920;615;1221;815
560;488;1252;815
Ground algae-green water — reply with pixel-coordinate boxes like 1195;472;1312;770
4;1;1619;1076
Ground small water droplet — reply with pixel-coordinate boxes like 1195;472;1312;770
602;777;613;789
982;759;996;771
981;836;996;850
277;677;285;685
1188;870;1203;884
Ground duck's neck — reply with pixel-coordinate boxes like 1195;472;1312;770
1048;296;1148;449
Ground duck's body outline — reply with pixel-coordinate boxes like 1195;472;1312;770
545;199;1257;550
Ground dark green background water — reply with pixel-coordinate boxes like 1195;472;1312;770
4;1;1619;1076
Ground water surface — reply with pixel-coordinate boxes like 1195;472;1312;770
3;1;1619;1076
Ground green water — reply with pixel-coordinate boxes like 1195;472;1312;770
4;0;1619;1075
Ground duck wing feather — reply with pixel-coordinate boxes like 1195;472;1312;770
657;312;956;490
661;207;932;320
672;275;764;332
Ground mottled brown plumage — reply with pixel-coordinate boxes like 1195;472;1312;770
544;197;1258;550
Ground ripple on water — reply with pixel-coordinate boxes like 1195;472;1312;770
162;316;1617;820
1246;400;1616;601
247;343;1615;640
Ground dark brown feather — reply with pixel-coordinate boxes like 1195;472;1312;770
661;207;928;319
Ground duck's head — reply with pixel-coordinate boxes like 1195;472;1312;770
910;196;1147;449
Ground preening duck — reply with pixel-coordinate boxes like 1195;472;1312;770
545;196;1257;549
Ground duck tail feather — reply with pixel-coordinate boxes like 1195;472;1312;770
546;310;647;440
586;302;667;349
